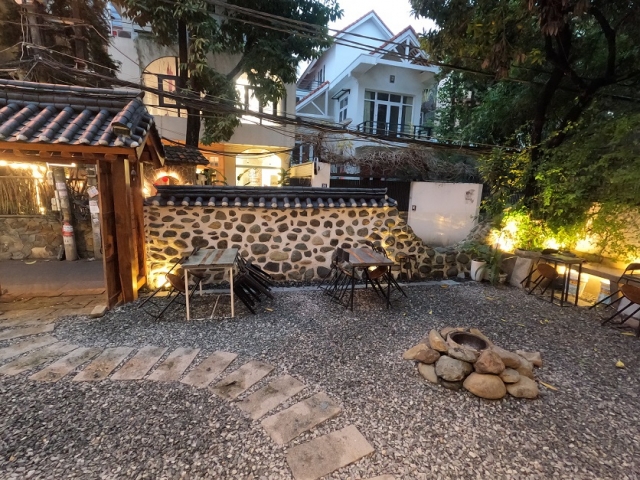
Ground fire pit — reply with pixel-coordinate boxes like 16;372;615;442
448;331;488;351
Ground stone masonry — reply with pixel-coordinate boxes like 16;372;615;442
144;205;478;284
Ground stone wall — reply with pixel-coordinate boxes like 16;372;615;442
144;205;478;287
0;215;94;260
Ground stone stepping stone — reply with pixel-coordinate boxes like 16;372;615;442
0;309;57;327
29;347;103;382
111;346;168;381
261;392;341;445
237;375;306;420
211;360;274;400
181;351;238;388
286;425;375;480
0;324;55;341
73;347;134;382
147;347;200;382
0;335;59;362
0;342;78;376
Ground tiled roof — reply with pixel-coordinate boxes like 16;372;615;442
164;145;208;166
0;79;154;148
146;186;397;209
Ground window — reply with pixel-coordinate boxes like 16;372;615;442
235;74;280;125
141;57;186;118
338;96;349;122
363;90;414;136
317;66;324;84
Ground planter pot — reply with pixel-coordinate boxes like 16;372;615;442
470;260;487;281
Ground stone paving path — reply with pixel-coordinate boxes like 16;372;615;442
0;308;391;480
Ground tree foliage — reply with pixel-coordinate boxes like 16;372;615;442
116;0;342;145
0;0;118;83
412;0;640;257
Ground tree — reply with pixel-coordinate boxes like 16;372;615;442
410;0;640;257
116;0;342;146
411;0;640;200
0;0;118;83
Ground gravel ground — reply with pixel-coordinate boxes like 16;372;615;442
2;282;640;479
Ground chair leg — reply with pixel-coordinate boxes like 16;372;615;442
156;289;183;320
589;291;619;309
602;299;634;325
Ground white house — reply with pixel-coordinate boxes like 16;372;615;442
107;4;296;188
294;11;439;165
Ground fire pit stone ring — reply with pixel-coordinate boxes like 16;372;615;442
447;331;488;352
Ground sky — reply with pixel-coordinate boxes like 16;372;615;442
330;0;437;36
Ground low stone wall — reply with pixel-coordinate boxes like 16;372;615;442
144;205;480;286
0;215;94;260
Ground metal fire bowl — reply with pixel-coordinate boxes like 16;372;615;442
448;332;488;351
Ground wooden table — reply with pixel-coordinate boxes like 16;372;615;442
541;253;585;306
182;248;238;320
344;248;394;310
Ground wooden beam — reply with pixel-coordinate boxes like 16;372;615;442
131;161;148;288
111;158;138;302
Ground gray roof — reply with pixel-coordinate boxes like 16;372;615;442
146;186;397;209
0;79;154;148
164;145;208;166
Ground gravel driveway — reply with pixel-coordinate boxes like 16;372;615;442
2;282;639;479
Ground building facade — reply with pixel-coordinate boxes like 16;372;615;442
294;11;439;167
107;4;296;190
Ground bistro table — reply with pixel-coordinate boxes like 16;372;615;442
182;248;238;320
344;247;394;310
540;253;586;306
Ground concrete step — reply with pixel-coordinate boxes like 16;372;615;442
261;392;341;445
29;347;102;382
211;360;274;400
73;347;134;382
0;342;78;376
181;351;237;388
0;324;55;341
0;335;59;362
237;375;306;420
285;425;375;480
111;346;168;381
147;347;200;382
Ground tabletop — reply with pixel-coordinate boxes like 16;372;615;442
182;248;239;269
541;253;585;265
345;248;393;267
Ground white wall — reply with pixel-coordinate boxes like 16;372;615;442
407;182;483;247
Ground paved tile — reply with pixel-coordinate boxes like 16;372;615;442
73;347;134;382
0;342;78;376
0;324;55;340
181;351;237;388
238;375;306;420
261;392;342;445
147;347;200;382
211;360;274;400
285;425;375;480
0;335;59;362
0;309;58;327
29;347;103;382
111;346;168;381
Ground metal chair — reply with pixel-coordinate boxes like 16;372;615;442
525;263;563;302
590;263;640;309
598;283;640;335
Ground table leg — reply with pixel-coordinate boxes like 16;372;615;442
230;266;235;318
185;270;190;321
574;264;582;306
350;268;355;311
386;266;391;309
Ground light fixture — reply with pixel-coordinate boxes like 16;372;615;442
47;162;77;168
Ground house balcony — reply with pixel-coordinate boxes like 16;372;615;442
355;121;433;140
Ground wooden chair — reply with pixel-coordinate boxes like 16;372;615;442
597;283;640;335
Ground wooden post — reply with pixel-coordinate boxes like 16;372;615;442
97;161;122;308
52;167;78;261
130;160;147;289
111;158;138;302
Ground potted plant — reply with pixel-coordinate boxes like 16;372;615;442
464;242;492;281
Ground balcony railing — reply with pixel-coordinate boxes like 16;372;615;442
356;121;433;140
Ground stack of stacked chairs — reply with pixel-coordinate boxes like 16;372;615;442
234;255;275;314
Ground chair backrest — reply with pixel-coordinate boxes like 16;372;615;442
541;248;559;255
623;263;640;275
536;263;559;280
